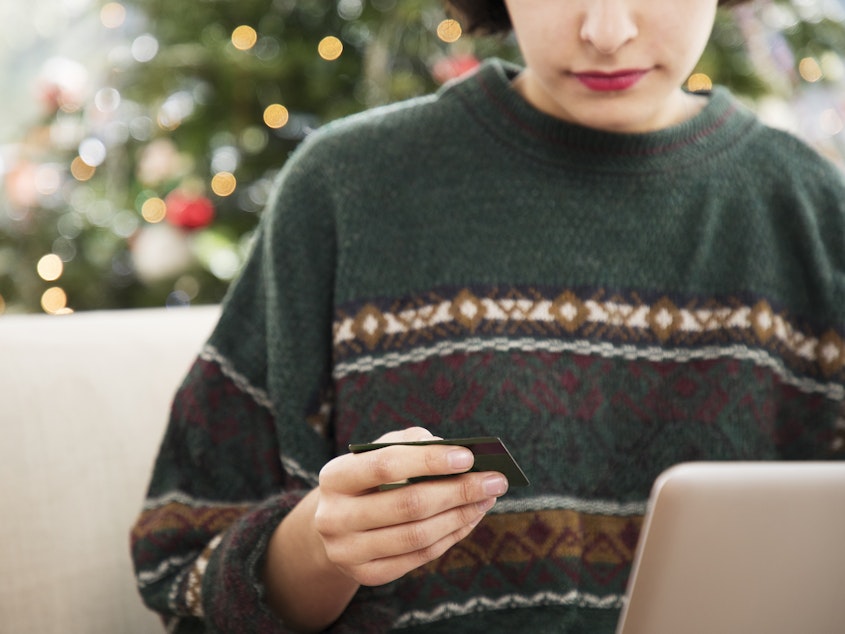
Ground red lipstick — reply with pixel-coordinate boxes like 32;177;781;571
573;69;648;92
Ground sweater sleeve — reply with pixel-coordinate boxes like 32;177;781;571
130;135;339;632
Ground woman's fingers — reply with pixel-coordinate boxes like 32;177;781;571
369;495;497;560
320;443;476;495
350;517;486;587
313;427;509;588
316;473;507;586
317;468;507;533
325;496;497;587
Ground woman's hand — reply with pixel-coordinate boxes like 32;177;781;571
262;426;507;631
315;427;508;586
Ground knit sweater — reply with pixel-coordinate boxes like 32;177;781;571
131;59;845;633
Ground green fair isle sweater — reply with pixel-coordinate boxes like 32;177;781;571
131;59;845;633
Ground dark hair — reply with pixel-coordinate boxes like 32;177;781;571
445;0;752;35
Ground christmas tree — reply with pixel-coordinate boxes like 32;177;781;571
1;0;844;314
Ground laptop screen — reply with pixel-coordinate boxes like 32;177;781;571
616;462;845;634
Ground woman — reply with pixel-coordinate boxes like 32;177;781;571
131;1;845;631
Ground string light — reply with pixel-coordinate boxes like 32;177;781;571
100;2;127;29
232;25;258;51
94;87;121;114
34;165;62;196
41;287;69;315
820;52;844;83
318;36;343;61
174;275;200;301
79;138;107;167
263;104;290;129
436;19;463;43
337;0;364;20
141;197;167;223
37;254;64;282
799;57;823;83
687;73;713;92
209;249;241;280
71;157;96;182
211;172;237;197
157;91;194;130
132;34;159;63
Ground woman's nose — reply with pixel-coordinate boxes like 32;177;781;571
580;0;639;55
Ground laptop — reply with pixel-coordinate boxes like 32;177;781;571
616;461;845;634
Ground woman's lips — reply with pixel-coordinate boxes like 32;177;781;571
573;69;649;92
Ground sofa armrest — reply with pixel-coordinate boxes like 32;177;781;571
0;305;220;634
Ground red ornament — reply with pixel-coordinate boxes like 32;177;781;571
431;54;481;85
38;83;64;114
165;190;215;230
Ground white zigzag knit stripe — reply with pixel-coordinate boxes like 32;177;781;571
138;552;199;588
392;590;625;628
281;454;320;488
333;336;845;401
200;343;275;412
492;494;647;517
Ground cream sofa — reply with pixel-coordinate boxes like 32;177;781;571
0;305;221;634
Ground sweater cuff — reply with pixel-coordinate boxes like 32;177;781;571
200;490;309;633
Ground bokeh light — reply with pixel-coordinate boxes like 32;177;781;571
141;197;167;223
338;0;364;21
799;57;823;83
37;254;64;282
211;172;237;197
241;127;268;153
211;146;240;174
130;116;154;141
94;87;121;113
687;73;713;92
41;287;69;315
132;34;159;63
210;249;240;280
113;210;140;238
100;2;127;29
318;36;343;61
2;0;842;318
71;157;96;182
79;138;107;167
436;19;462;43
34;164;62;196
175;275;200;300
157;91;195;130
820;52;844;83
263;104;290;129
232;25;258;51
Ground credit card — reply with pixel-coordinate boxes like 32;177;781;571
348;436;530;488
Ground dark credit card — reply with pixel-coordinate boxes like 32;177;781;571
348;436;530;488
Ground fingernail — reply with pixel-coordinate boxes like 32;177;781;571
483;475;508;496
448;449;474;470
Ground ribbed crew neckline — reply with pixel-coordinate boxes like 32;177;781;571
446;58;758;173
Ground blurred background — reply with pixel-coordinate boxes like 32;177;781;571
1;0;845;315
